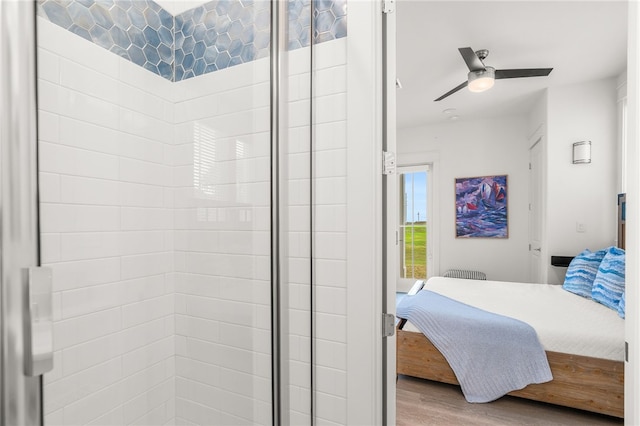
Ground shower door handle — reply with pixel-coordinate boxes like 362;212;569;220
24;266;54;376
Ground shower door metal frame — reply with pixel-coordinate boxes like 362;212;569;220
270;0;283;423
271;0;315;423
0;1;44;424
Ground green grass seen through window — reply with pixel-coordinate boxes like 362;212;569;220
402;222;427;279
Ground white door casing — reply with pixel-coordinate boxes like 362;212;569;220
625;2;640;423
528;137;543;283
382;1;397;423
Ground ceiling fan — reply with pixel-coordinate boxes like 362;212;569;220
434;47;553;101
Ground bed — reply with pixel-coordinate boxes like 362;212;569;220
396;277;625;418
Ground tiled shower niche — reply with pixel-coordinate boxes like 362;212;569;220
38;0;348;81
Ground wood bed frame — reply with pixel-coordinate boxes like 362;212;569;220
397;326;624;418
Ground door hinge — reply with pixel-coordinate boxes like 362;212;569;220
383;151;396;175
383;313;395;337
382;0;396;14
529;162;532;170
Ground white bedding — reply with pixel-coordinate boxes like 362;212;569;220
402;277;625;361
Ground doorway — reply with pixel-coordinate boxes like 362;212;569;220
388;1;637;424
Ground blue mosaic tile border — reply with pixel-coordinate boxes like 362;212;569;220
173;1;271;81
38;0;174;80
38;0;347;82
288;0;347;50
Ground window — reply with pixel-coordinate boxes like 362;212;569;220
399;169;428;280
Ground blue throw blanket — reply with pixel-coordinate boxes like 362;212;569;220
397;290;552;403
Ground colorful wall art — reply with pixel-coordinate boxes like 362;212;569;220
455;175;508;238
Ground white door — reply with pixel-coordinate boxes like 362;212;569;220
528;138;543;283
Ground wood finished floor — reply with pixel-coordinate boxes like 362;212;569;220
397;375;624;426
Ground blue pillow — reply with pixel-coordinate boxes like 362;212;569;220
592;246;625;310
563;249;607;298
618;291;626;319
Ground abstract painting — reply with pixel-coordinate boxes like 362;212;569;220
455;175;508;238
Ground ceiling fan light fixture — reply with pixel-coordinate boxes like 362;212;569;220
434;47;552;102
467;66;495;93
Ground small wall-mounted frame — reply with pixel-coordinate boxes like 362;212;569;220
572;141;591;164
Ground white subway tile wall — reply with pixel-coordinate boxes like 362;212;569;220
172;54;273;425
38;17;176;425
38;12;349;426
284;47;314;423
283;39;348;424
311;39;348;425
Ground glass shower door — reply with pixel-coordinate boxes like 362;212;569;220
0;0;337;423
1;1;44;424
171;2;274;423
34;0;299;424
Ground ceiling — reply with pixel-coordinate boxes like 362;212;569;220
155;0;207;15
396;1;628;129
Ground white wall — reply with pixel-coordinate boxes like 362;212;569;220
38;18;176;426
344;2;383;423
527;92;547;140
545;78;618;283
398;78;619;285
398;116;530;282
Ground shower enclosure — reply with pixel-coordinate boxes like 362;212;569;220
2;0;357;424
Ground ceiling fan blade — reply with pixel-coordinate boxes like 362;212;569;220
434;81;468;102
458;47;485;72
495;68;553;79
